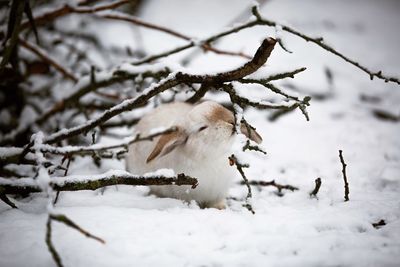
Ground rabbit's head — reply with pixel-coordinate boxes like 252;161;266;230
146;101;262;163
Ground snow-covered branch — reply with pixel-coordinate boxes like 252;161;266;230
0;169;198;196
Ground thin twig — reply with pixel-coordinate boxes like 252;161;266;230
372;219;386;229
339;150;350;201
20;1;250;61
20;0;131;30
229;154;255;214
101;12;251;60
263;67;307;82
38;127;177;157
0;0;24;70
50;214;105;244
309;177;322;198
242;180;299;192
242;139;267;155
46;217;63;267
19;38;78;82
222;83;310;121
0;187;18;208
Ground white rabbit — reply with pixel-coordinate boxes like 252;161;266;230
126;101;262;209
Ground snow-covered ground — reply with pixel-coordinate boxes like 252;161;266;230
1;0;400;266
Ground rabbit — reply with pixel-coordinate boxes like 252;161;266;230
126;100;262;209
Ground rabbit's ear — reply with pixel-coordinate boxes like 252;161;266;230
146;127;188;163
240;123;262;144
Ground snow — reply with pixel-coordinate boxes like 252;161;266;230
1;0;400;267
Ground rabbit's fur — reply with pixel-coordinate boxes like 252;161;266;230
126;101;261;209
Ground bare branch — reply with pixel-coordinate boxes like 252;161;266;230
20;0;131;30
372;219;386;229
262;67;307;82
0;187;18;208
19;38;78;82
50;214;105;244
242;139;267;155
229;154;255;214
222;83;309;120
309;177;322;198
339;150;350;201
131;6;400;85
37;127;177;157
46;217;63;267
45;212;105;267
242;180;299;193
39;37;276;145
0;171;198;196
250;6;400;85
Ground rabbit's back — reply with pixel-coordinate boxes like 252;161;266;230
135;102;192;134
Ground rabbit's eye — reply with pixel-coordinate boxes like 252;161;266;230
198;126;208;132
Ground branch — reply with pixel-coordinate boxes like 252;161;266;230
132;6;400;85
242;139;267;155
372;219;386;229
339;150;350;201
50;214;105;244
46;217;63;267
19;38;78;82
250;6;400;85
37;37;275;145
20;0;131;30
100;117;140;129
0;68;171;146
99;11;251;60
19;1;250;61
0;170;198;195
309;177;322;198
0;0;24;70
37;127;177;157
237;67;307;101
222;83;311;121
0;187;17;208
238;79;300;101
242;180;299;193
229;154;254;214
176;38;276;83
262;67;307;82
45;212;106;267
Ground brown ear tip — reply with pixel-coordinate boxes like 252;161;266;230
146;155;155;164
